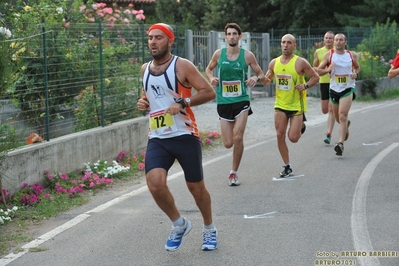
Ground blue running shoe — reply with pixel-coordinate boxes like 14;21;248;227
202;228;218;251
165;218;192;252
324;135;331;144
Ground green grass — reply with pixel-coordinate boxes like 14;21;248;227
356;88;399;101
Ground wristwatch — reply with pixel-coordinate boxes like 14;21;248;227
304;84;309;89
184;98;191;107
175;97;186;108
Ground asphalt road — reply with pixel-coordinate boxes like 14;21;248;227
1;98;399;266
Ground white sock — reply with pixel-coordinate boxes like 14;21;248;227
172;216;184;227
204;223;215;230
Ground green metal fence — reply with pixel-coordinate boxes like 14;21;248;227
1;23;398;147
1;22;152;144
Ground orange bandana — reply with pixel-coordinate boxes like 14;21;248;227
147;24;174;40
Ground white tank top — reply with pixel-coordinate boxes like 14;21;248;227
142;56;198;139
330;50;356;93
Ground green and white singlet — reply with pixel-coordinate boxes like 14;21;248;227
216;48;250;104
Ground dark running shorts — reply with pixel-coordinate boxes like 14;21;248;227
320;83;330;100
274;108;307;121
217;101;253;122
145;135;204;182
329;87;355;104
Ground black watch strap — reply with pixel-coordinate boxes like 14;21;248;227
175;97;186;108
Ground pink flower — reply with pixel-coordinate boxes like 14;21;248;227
108;16;117;23
138;162;145;170
90;182;95;187
60;173;69;180
80;5;86;12
136;14;145;21
88;17;95;22
103;7;113;15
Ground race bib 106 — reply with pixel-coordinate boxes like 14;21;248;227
222;80;242;97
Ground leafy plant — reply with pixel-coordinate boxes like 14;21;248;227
0;206;18;225
361;79;378;99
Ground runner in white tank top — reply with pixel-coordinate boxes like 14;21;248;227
317;33;361;156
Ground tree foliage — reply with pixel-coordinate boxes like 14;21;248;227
149;0;399;32
202;0;250;31
334;0;399;27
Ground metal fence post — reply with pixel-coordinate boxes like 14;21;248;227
186;29;193;62
98;20;105;127
42;20;50;141
262;33;273;97
208;31;218;77
141;21;145;64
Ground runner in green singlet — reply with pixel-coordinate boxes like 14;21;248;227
206;22;267;186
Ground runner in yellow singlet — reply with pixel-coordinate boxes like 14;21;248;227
313;31;336;144
263;34;319;177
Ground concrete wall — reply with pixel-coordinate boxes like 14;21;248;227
2;116;149;195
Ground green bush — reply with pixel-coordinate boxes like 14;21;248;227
361;79;378;98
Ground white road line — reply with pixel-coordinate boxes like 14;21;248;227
0;214;91;266
0;187;149;266
360;101;399;114
244;211;277;219
351;142;399;266
1;140;272;266
362;142;383;146
272;174;304;181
